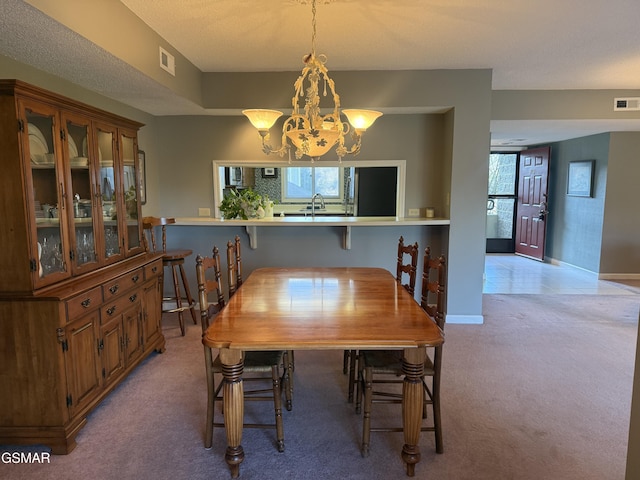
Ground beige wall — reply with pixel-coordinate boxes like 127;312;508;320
602;133;640;274
148;113;448;218
493;89;640;120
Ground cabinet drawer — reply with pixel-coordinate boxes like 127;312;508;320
101;288;141;323
66;286;103;320
103;268;143;301
144;259;163;280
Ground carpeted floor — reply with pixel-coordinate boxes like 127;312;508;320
1;294;638;480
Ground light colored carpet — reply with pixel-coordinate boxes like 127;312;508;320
1;294;638;480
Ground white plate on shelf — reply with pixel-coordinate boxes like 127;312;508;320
68;136;78;158
28;124;48;164
29;123;47;147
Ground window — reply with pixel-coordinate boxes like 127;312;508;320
282;167;343;202
486;152;518;252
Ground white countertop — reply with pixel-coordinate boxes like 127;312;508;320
175;216;450;227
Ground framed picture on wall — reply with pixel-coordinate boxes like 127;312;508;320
567;160;594;197
138;150;146;204
262;167;278;178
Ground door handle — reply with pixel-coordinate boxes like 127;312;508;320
538;201;549;220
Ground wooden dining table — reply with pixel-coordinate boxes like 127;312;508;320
202;266;444;478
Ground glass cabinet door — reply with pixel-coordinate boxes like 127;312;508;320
96;125;123;263
120;131;142;254
22;101;70;284
64;114;99;273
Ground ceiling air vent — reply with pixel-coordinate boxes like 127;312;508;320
159;46;175;76
614;97;640;111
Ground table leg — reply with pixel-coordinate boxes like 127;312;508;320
220;349;244;478
402;347;426;477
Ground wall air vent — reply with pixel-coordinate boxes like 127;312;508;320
614;97;640;111
159;46;175;76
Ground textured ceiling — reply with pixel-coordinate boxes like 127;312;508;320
2;0;640;147
120;0;640;90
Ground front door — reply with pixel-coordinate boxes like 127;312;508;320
515;147;550;261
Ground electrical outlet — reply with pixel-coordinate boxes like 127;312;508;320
408;208;420;217
198;207;210;217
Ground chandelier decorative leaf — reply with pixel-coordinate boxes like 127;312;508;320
243;0;382;162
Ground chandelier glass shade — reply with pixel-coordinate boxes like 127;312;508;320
242;0;382;161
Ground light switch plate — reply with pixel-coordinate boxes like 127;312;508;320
198;207;211;217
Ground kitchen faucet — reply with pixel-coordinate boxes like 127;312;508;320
311;193;325;217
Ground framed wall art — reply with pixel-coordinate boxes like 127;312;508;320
262;167;278;178
567;160;594;197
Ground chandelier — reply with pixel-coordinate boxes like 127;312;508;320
242;0;382;162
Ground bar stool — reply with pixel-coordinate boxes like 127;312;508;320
142;216;197;336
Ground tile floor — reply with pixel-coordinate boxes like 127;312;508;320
483;254;640;295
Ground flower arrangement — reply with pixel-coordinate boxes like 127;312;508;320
219;189;274;219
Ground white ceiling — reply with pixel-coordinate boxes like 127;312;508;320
121;0;640;89
3;0;640;147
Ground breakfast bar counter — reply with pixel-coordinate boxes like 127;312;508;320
175;216;450;249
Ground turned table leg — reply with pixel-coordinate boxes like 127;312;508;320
220;349;244;478
402;347;426;477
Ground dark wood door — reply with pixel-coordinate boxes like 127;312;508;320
515;147;550;261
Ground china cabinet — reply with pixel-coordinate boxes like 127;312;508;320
0;80;164;453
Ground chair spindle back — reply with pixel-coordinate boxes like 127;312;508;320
396;236;419;296
195;246;226;332
420;246;447;329
227;239;241;298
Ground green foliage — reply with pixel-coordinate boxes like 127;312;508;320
219;189;273;220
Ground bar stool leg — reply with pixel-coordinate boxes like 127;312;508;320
171;263;186;336
179;262;198;325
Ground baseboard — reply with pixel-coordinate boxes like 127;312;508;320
598;273;640;280
446;314;484;325
546;257;596;273
546;257;640;280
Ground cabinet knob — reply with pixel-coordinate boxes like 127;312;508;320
132;274;139;283
129;293;137;302
109;284;119;295
106;306;116;316
81;298;91;308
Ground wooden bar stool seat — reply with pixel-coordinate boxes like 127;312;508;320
143;217;197;336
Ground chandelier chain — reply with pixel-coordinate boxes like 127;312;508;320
311;0;317;56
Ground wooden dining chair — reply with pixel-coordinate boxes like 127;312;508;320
227;235;243;298
226;236;294;407
356;247;446;457
196;249;293;453
345;236;419;403
142;216;197;336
